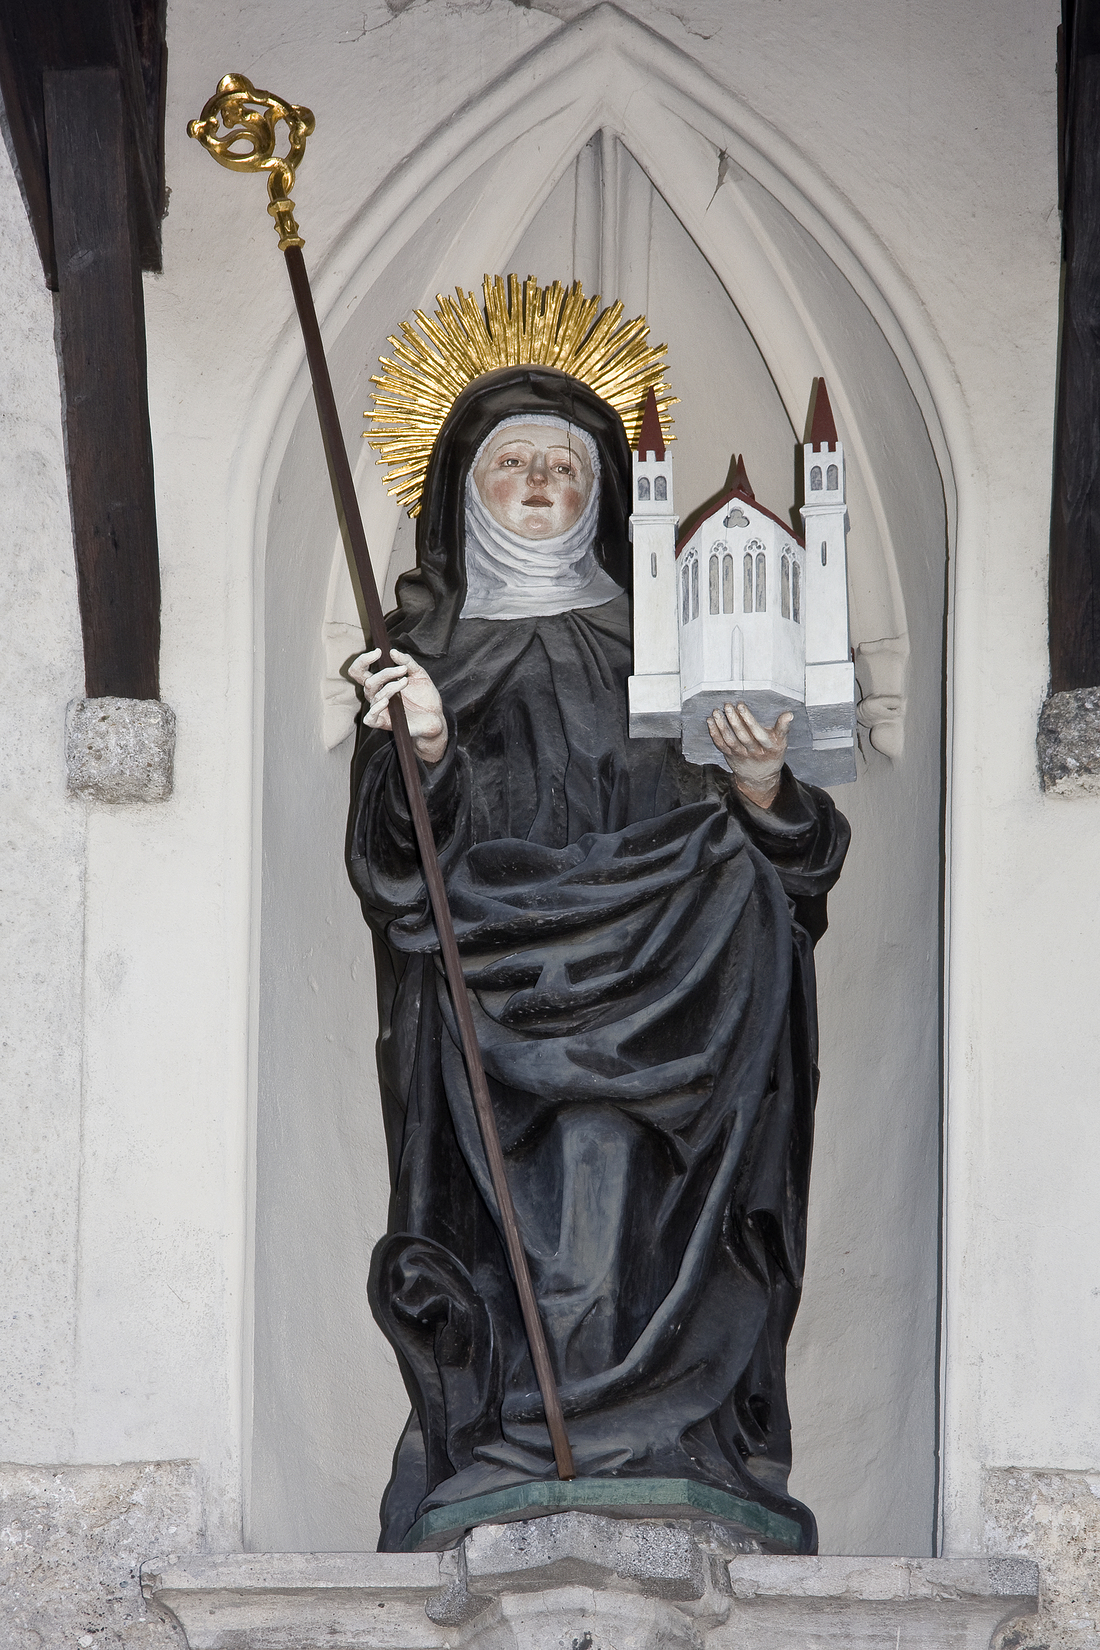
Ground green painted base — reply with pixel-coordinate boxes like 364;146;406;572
401;1475;807;1553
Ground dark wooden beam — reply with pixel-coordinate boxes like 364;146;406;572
1050;0;1100;692
0;0;166;287
45;66;160;699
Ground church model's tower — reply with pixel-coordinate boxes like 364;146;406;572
800;381;857;781
627;388;681;737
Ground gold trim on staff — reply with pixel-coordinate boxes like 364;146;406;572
187;72;315;250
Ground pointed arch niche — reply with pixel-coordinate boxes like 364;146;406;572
251;8;948;1559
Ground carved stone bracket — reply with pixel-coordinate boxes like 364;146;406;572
855;634;908;760
66;697;175;803
142;1512;1037;1650
1037;687;1100;796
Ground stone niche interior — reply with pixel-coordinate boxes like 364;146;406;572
252;111;947;1557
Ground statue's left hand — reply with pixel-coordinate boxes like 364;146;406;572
348;648;448;764
707;702;793;810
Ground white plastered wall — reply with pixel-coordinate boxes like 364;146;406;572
0;0;1074;1567
0;133;86;1467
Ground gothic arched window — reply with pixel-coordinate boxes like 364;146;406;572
709;553;720;613
826;463;838;490
755;551;767;611
792;560;802;623
691;556;699;618
781;554;791;618
743;552;754;612
654;474;667;501
637;475;651;500
682;560;690;625
722;553;735;612
810;465;823;491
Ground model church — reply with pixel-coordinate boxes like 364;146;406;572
628;382;858;785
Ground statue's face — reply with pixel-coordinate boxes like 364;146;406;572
473;423;594;540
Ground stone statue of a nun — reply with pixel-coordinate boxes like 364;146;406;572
347;363;850;1553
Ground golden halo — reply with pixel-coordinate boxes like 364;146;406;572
364;273;676;516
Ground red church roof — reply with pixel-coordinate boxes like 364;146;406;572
635;387;665;460
676;452;804;554
808;378;838;448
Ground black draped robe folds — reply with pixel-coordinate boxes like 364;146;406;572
346;367;849;1554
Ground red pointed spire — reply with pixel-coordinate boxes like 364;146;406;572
636;387;665;460
808;378;838;448
726;452;755;499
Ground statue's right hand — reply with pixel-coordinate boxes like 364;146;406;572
348;648;448;765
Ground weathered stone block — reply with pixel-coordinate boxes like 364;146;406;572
1037;689;1100;796
142;1550;446;1649
984;1468;1100;1650
65;697;176;803
0;1461;204;1649
722;1554;1039;1650
463;1510;709;1599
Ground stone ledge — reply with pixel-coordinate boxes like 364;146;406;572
142;1516;1039;1650
1037;688;1100;796
66;696;176;802
142;1550;453;1649
727;1553;1040;1599
141;1549;443;1596
723;1556;1039;1650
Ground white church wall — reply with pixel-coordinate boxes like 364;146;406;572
0;39;254;1549
251;390;408;1554
913;0;1097;1561
0;141;86;1465
1;0;1089;1606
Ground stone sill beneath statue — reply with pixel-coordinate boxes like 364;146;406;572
143;1512;1038;1650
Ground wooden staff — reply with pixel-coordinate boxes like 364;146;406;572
188;74;575;1482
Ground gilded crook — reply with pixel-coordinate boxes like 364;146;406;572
187;72;315;250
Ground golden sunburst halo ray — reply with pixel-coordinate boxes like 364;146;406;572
364;273;676;516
